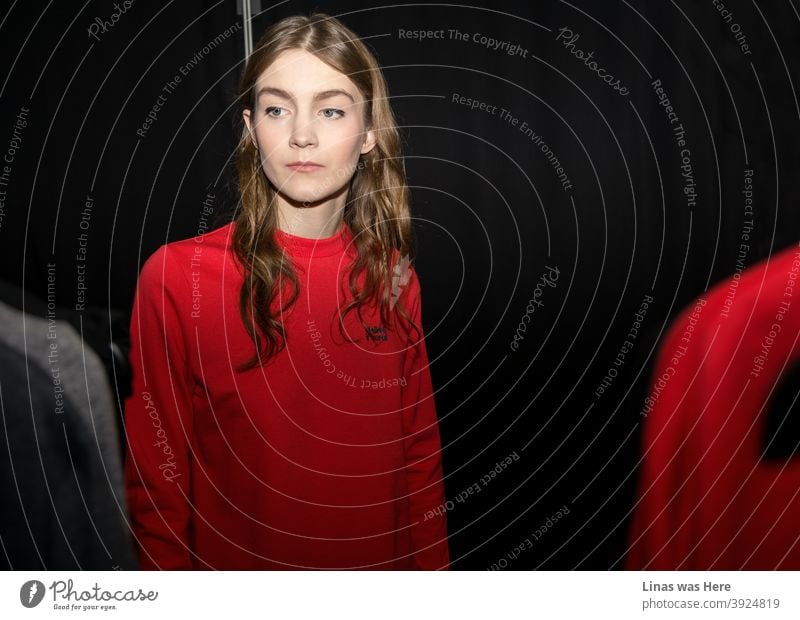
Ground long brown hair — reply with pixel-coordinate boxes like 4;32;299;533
232;12;419;371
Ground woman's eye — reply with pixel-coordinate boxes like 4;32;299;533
321;108;345;119
263;107;344;119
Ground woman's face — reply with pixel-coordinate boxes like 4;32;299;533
243;48;376;208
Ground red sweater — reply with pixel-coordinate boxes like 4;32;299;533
123;221;450;570
626;241;800;569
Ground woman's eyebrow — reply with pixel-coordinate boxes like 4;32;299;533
256;86;355;103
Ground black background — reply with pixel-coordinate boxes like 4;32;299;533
1;0;798;569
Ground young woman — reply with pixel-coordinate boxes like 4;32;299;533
123;12;450;570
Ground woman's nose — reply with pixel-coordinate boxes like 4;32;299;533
290;112;318;148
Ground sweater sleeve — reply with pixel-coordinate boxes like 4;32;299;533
124;245;195;570
399;268;451;570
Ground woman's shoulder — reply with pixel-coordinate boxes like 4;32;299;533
137;221;237;289
158;220;236;257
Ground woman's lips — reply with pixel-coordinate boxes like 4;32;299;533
286;163;323;173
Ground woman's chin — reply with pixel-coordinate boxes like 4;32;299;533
272;184;345;208
281;193;327;207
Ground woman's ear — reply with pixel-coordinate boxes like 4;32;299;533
361;128;377;155
242;108;257;148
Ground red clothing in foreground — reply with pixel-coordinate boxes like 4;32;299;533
626;241;800;569
124;221;450;570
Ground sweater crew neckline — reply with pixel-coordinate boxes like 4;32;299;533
274;221;353;258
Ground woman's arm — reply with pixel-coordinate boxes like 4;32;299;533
124;245;195;570
399;268;451;570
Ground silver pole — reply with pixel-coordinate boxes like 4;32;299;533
242;0;253;60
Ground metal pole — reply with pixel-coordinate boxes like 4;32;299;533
242;0;253;60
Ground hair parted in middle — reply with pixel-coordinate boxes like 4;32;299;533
232;11;421;372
